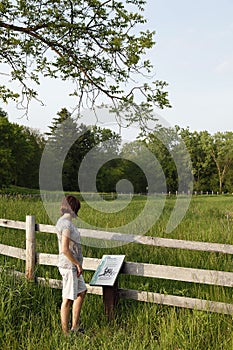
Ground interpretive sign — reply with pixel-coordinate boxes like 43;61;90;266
90;255;125;286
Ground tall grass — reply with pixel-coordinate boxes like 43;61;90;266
0;272;232;350
0;193;233;349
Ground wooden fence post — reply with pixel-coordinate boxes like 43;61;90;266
26;215;36;280
102;280;119;321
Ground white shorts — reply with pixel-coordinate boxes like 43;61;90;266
59;268;87;301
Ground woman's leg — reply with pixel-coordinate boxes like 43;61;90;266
71;290;87;330
61;298;72;335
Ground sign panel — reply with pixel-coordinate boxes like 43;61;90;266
90;255;125;286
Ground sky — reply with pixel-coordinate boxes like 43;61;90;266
2;0;233;135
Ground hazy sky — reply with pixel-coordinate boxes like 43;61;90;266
3;0;233;134
148;0;233;134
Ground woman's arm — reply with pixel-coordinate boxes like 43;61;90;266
61;229;83;277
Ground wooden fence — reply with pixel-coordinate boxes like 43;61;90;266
1;215;233;317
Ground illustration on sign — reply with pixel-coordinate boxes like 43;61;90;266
90;255;125;286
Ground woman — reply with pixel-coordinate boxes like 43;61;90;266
56;195;87;335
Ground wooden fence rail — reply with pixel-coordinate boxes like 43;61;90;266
0;216;233;316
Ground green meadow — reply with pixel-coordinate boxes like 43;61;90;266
0;193;233;349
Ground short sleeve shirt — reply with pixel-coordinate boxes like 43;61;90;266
56;216;83;270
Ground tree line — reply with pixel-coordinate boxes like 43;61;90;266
1;107;233;194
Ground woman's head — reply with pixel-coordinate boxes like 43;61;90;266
60;195;81;217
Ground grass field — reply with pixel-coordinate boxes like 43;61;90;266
0;193;233;349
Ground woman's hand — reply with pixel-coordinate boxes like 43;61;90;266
76;264;83;277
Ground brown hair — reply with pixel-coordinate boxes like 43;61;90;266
60;195;81;217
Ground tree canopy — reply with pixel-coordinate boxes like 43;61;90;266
0;108;45;189
0;0;170;123
42;107;122;191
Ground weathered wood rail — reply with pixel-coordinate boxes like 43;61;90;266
1;216;233;316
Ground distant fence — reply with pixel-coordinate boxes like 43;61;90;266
1;216;233;317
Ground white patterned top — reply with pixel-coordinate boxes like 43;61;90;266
56;216;83;270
